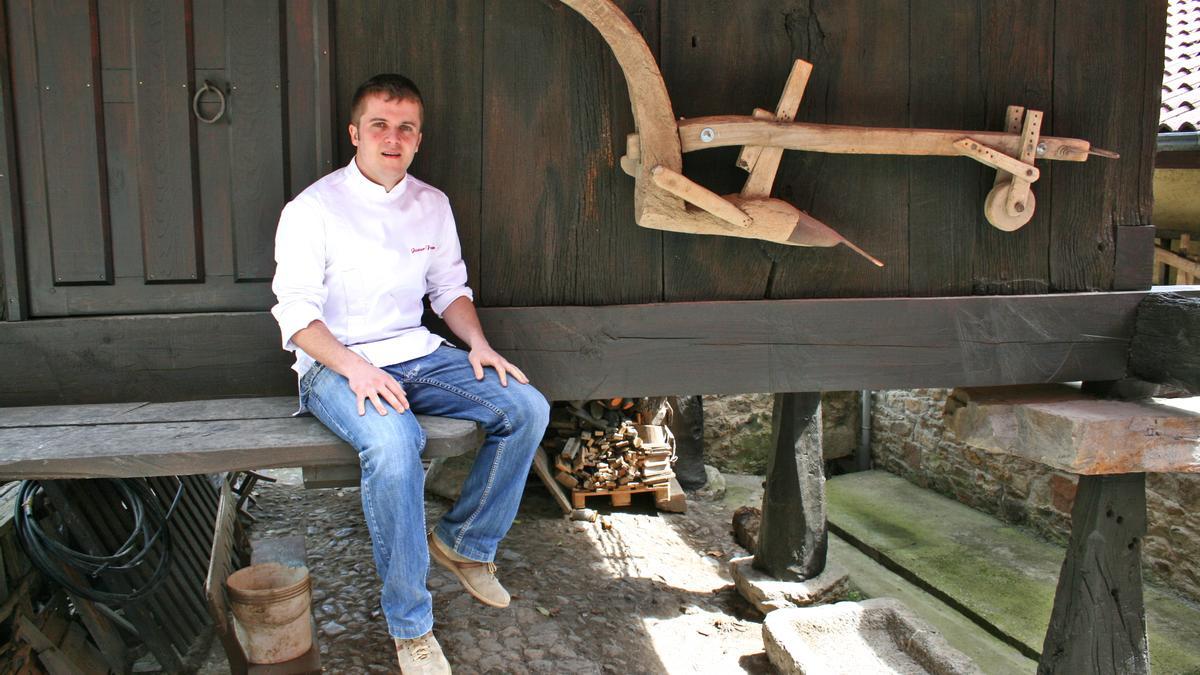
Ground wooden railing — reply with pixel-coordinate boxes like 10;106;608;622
1155;234;1200;284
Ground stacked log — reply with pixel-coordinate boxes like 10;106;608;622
542;400;676;496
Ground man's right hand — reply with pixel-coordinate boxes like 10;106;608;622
344;360;409;416
289;320;409;416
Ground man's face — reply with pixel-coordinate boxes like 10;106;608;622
348;94;423;190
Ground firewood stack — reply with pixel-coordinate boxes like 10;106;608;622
542;398;677;496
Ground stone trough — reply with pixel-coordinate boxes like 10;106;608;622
762;598;981;675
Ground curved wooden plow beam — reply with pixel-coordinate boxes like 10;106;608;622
560;0;1115;267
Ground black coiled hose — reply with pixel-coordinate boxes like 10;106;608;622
14;478;185;604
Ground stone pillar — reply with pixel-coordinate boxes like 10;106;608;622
754;392;826;581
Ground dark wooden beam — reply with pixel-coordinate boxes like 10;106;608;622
755;392;826;581
1113;225;1155;291
0;290;1195;406
1039;474;1149;674
1129;292;1200;394
483;291;1195;399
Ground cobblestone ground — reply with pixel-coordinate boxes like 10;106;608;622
202;471;769;674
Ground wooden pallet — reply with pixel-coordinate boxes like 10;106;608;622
571;483;669;509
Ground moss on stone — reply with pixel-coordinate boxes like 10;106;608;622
828;471;1200;673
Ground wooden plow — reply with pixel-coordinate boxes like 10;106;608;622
562;0;1118;267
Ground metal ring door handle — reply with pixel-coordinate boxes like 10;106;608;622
192;80;226;124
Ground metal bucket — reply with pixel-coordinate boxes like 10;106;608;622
226;563;313;664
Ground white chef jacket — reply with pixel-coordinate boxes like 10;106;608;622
270;158;474;382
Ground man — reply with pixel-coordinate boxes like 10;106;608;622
271;73;549;674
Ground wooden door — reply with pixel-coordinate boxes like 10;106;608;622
4;0;332;317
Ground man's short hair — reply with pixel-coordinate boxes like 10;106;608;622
349;73;424;126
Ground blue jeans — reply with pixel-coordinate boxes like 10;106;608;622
300;345;550;639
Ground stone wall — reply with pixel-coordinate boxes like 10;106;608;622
870;389;1200;603
702;392;860;474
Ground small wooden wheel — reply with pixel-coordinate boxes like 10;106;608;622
984;180;1035;231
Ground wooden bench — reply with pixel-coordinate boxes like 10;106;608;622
0;396;482;484
0;397;481;672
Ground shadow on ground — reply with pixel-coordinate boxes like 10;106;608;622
201;470;771;674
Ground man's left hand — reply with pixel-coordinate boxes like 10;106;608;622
468;346;529;387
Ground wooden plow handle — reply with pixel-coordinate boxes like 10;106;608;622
560;0;1115;263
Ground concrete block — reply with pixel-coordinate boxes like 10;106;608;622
763;599;981;675
729;555;848;614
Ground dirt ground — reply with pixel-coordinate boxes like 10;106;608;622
202;469;770;674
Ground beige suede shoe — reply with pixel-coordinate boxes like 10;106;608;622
428;531;511;608
395;631;451;674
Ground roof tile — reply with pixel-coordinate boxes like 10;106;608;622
1163;0;1200;131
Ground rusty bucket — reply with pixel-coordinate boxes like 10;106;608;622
226;563;313;664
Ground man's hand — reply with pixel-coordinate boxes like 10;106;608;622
344;359;409;416
468;345;529;387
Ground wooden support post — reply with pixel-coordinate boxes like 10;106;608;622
754;392;826;581
1038;473;1148;674
1177;235;1193;284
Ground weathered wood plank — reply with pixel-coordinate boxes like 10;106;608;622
190;0;235;287
334;0;484;288
285;0;335;197
481;292;1168;399
227;2;285;282
907;0;982;296
1;291;1194;406
658;0;774;300
1138;1;1169;234
480;0;659;305
1038;474;1148;674
206;477;250;674
766;0;910;298
103;96;144;282
0;0;27;320
0;412;480;479
6;0;65;316
972;0;1053;295
1113;225;1155;291
1050;0;1158;291
945;384;1200;474
32;0;112;285
755;392;826;580
1129;292;1200;394
132;0;201;283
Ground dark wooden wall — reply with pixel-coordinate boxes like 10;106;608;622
0;0;1169;404
0;0;332;318
335;0;1164;306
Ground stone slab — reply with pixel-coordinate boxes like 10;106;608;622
827;471;1200;673
944;384;1200;474
729;555;848;614
762;598;981;675
828;535;1035;675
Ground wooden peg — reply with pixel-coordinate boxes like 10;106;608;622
993;105;1025;188
954;138;1040;180
650;165;753;230
741;60;813;199
1005;110;1042;217
736;108;777;173
619;133;641;177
